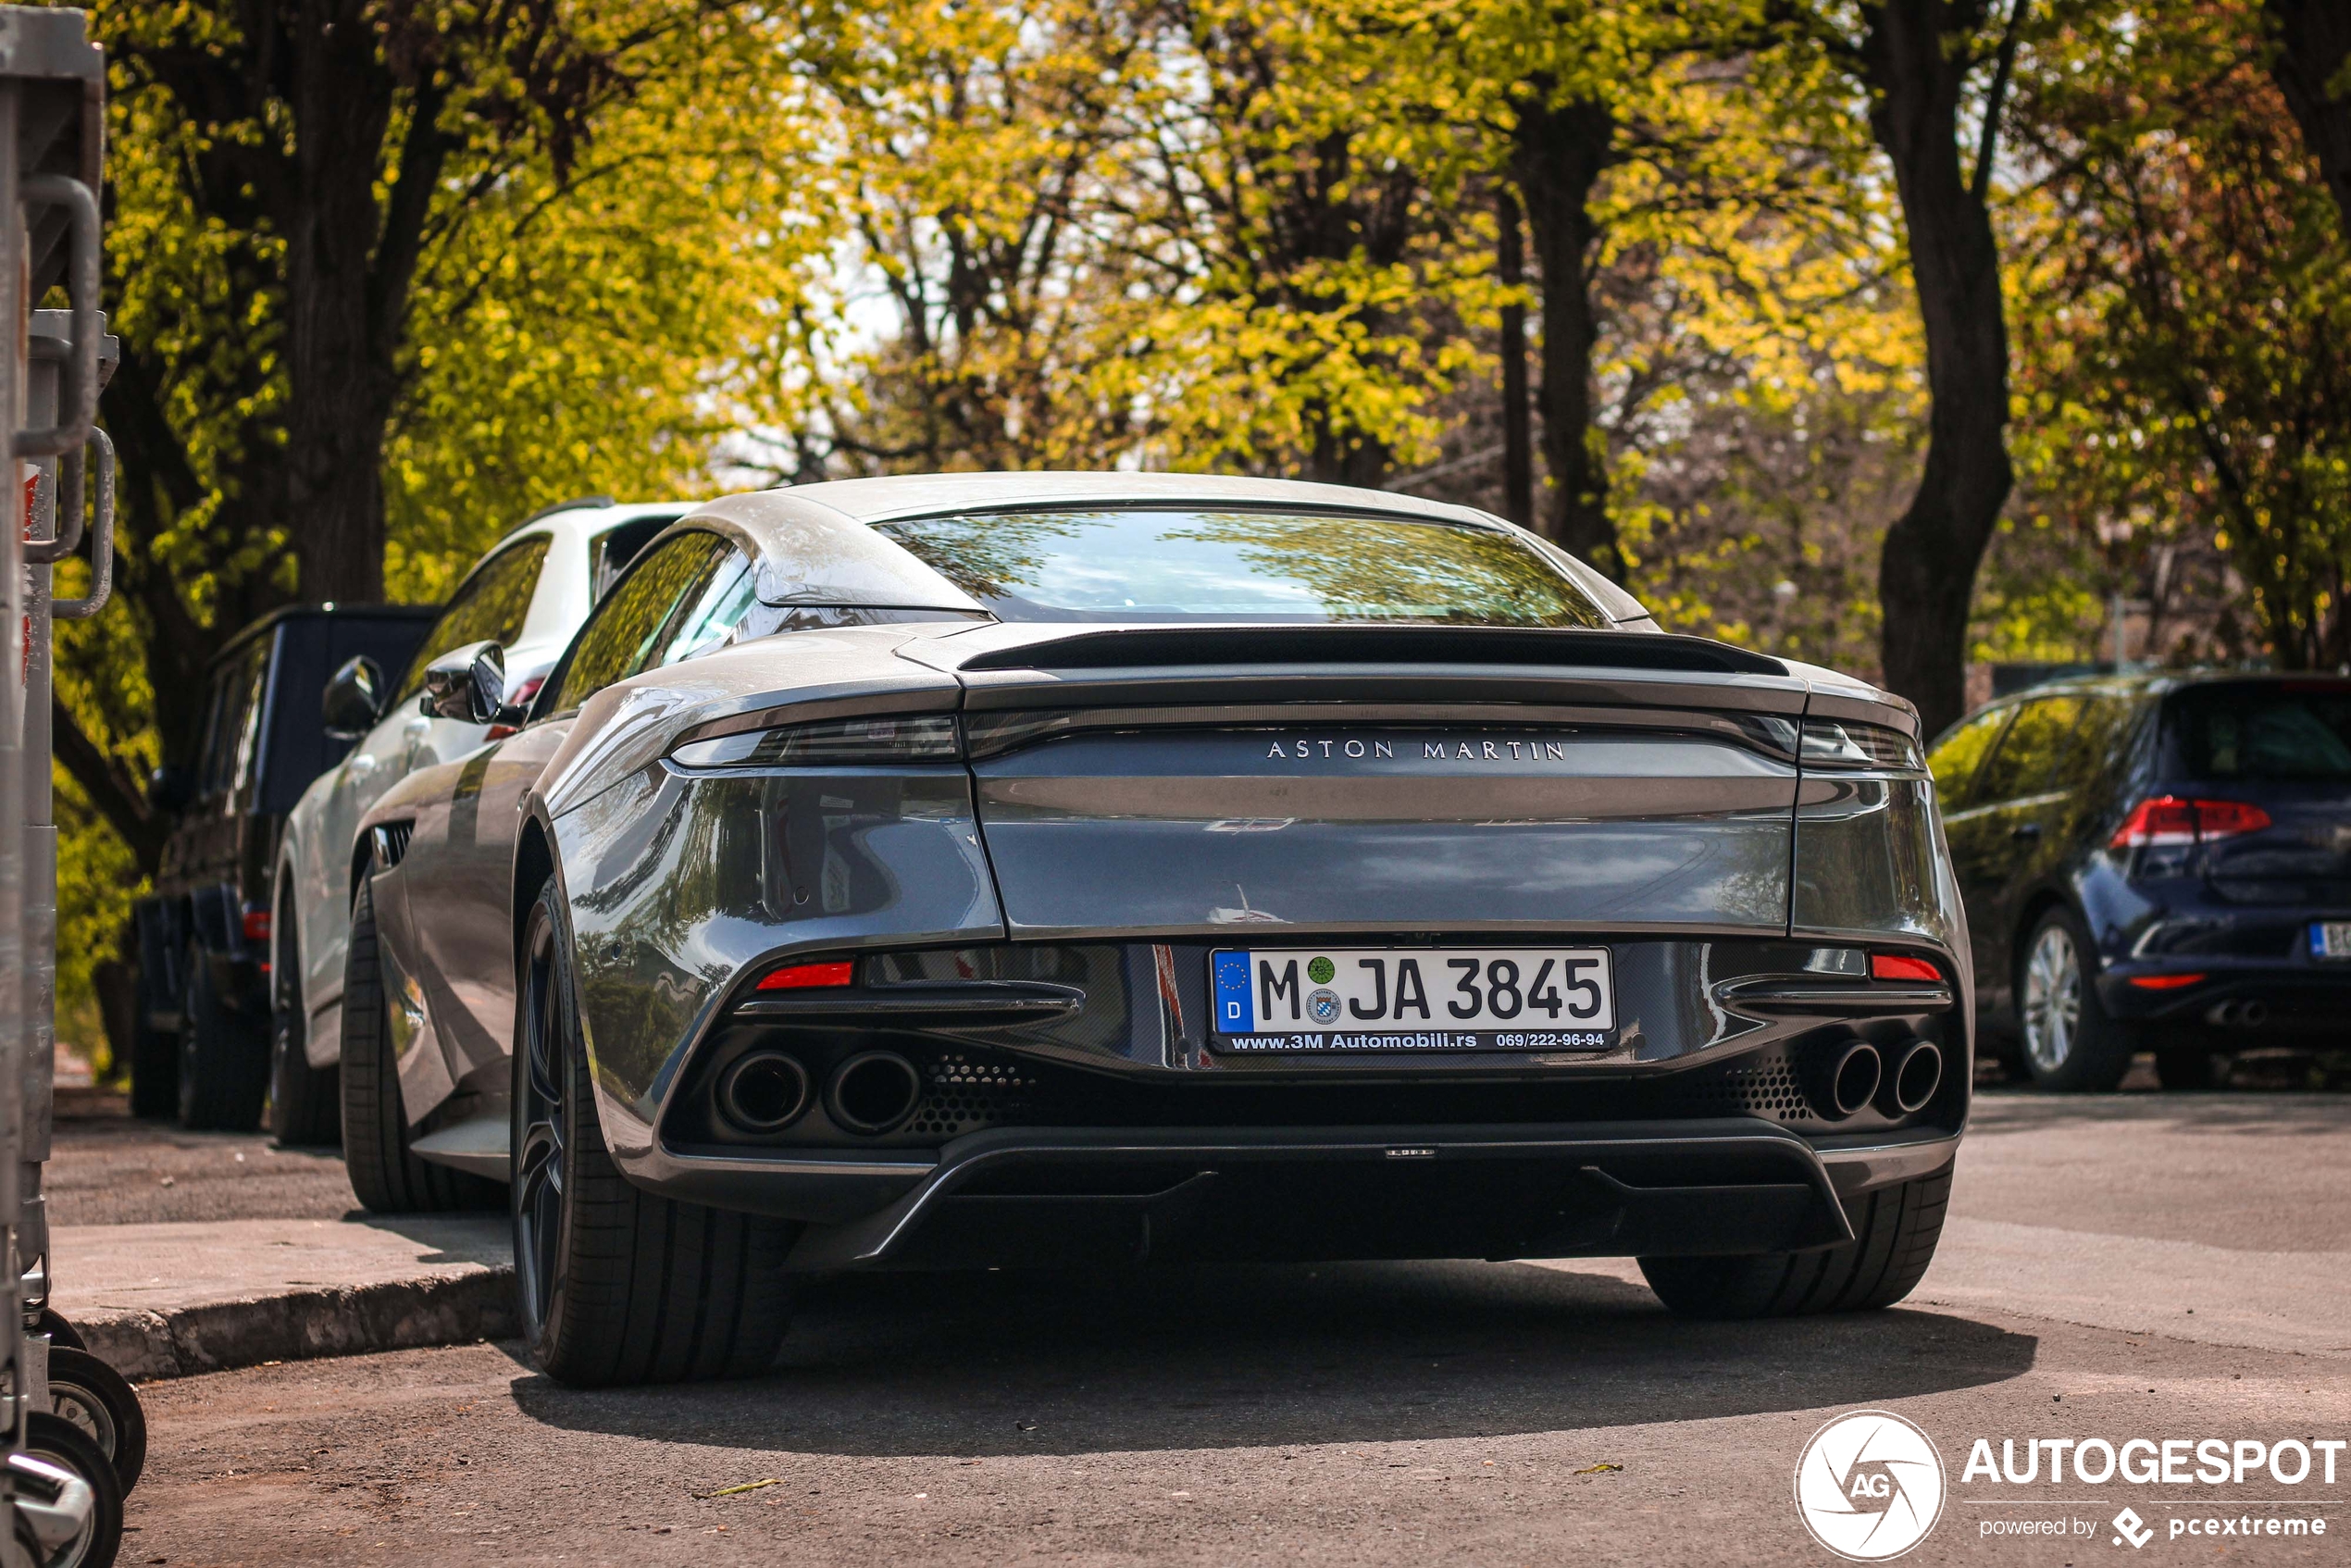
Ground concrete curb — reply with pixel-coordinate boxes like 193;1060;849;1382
72;1267;516;1383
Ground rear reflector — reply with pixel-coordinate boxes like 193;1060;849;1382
1870;953;1941;983
2109;796;2272;849
755;961;855;991
2127;973;2206;989
241;907;272;944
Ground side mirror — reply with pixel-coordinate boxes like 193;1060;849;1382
322;654;388;740
146;763;193;814
419;640;521;727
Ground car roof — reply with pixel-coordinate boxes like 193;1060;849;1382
766;470;1502;529
205;601;438;671
1986;669;2351;708
482;498;685;556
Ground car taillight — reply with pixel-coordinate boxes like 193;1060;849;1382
1870;953;1941;983
2127;973;2206;989
242;907;272;943
754;960;855;991
2108;796;2272;849
671;714;963;769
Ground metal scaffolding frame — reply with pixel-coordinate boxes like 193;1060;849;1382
0;7;117;1562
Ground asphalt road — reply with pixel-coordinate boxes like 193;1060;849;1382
87;1084;2351;1565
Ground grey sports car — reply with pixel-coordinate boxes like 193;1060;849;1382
349;472;1969;1388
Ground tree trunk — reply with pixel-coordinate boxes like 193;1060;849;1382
2265;0;2351;236
1862;0;2015;740
284;0;400;605
1511;94;1618;574
1496;188;1535;529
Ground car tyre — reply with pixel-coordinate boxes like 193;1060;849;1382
1637;1169;1952;1319
124;976;176;1122
176;939;267;1131
2015;907;2133;1093
266;913;341;1146
341;872;502;1213
514;877;800;1388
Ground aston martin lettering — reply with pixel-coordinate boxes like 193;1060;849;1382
1261;737;1578;762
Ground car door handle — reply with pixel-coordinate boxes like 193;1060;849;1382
2009;821;2043;841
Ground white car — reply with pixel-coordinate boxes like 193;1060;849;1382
265;498;681;1144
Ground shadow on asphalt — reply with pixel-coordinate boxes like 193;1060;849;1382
504;1259;2036;1456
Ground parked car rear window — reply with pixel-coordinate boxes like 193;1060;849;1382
871;508;1611;627
400;535;553;698
2171;685;2351;782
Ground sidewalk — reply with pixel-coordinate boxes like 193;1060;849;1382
50;1213;515;1380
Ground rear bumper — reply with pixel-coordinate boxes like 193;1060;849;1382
2098;965;2351;1030
631;1118;1959;1274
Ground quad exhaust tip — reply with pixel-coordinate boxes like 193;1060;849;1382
827;1051;923;1134
1812;1040;1882;1120
2206;998;2268;1029
717;1052;811;1133
1886;1039;1942;1115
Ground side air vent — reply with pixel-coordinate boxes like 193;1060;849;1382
369;820;414;870
956;626;1788;677
1671;1049;1815;1122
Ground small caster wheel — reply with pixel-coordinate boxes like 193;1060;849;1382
46;1348;146;1492
34;1309;86;1353
13;1410;124;1568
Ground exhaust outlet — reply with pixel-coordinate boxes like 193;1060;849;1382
2204;999;2269;1029
1808;1040;1883;1121
716;1052;811;1133
827;1051;923;1134
1886;1039;1943;1115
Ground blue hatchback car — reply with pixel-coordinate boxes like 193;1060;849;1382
1927;672;2351;1090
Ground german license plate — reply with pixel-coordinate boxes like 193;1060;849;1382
2314;922;2351;960
1210;947;1615;1052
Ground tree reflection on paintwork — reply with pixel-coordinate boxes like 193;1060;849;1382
875;508;1609;626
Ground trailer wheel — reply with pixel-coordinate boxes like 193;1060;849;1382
45;1348;145;1494
17;1411;123;1568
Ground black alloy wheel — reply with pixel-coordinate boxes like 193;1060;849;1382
514;878;801;1388
513;902;568;1347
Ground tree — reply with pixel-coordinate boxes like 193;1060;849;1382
62;0;813;869
2263;0;2351;234
2011;0;2351;667
1769;0;2030;738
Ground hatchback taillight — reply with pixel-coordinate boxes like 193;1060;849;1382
2108;795;2272;850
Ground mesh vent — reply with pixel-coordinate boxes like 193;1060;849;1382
1674;1052;1813;1121
904;1052;1039;1137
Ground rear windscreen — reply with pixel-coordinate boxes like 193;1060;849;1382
870;508;1611;627
2170;686;2351;782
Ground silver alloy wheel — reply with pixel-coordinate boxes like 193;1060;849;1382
2022;922;2083;1074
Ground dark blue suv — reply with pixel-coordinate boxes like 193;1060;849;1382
1926;673;2351;1090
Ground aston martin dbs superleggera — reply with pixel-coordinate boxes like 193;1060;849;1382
347;472;1968;1387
